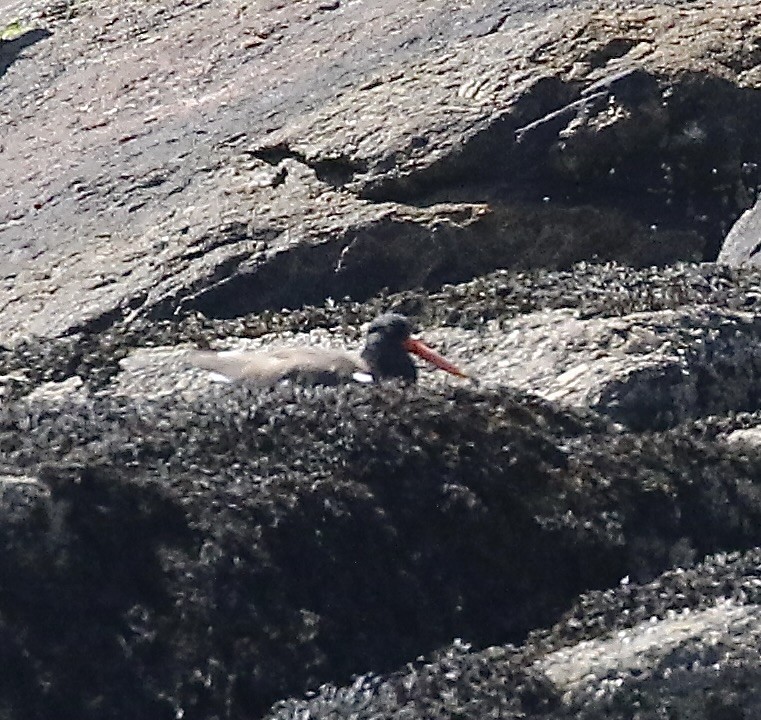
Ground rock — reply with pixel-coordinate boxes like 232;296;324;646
724;426;761;448
25;375;87;403
2;348;761;717
53;264;761;431
3;0;761;718
0;473;51;527
718;194;761;266
267;549;761;720
2;1;761;339
424;305;761;429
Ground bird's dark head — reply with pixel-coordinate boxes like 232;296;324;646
361;313;417;381
361;313;468;382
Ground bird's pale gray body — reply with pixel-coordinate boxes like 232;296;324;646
189;347;371;386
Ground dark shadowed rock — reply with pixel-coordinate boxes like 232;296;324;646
0;26;50;78
266;549;761;720
2;347;761;717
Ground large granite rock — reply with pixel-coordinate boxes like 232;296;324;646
267;549;761;720
2;0;761;338
718;193;761;266
2;264;761;719
3;0;761;719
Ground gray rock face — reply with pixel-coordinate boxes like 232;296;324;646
718;194;761;266
2;0;761;339
3;0;761;719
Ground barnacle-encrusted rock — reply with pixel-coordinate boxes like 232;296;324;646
3;0;761;717
267;549;761;720
2;362;761;718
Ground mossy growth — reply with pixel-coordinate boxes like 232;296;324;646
1;20;29;40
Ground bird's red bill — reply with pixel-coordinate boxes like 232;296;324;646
403;338;468;378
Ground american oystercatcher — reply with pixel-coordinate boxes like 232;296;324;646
190;313;467;386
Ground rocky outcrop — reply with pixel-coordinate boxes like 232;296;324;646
719;194;761;266
3;0;761;719
267;550;761;720
2;0;761;338
3;264;761;719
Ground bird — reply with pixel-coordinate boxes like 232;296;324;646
188;313;468;386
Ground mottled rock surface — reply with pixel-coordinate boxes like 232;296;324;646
267;550;761;720
719;193;761;266
2;0;761;338
3;264;761;720
2;0;761;719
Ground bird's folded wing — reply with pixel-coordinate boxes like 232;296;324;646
188;348;368;385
